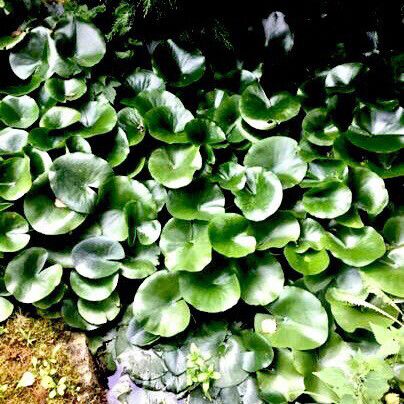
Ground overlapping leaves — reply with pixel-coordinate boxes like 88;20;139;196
0;12;402;404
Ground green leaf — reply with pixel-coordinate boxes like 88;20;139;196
284;245;330;275
72;236;125;279
152;40;205;87
160;218;211;272
74;101;117;138
5;247;63;303
208;213;256;258
117;107;145;146
213;162;246;191
256;286;329;350
61;299;98;331
132;270;190;337
0;128;28;154
326;226;386;267
0;297;13;322
302;108;339;146
360;248;404;298
144;105;193;143
24;175;86;235
237;330;274;372
214;336;249;388
244;136;307;188
325;63;365;93
252;211;300;250
383;215;404;246
120;244;160;280
39;106;81;129
167;180;225;221
55;17;106;67
179;266;240;313
185;118;226;144
70;271;119;302
49;152;113;214
148;144;202;189
240;83;300;130
45;78;87;102
137;220;161;245
257;349;305;402
238;253;284;306
126;69;165;95
351;167;388;216
0;211;30;252
9;26;57;80
0;156;32;201
0;95;39;128
77;291;120;325
234;167;283;221
302;182;352;219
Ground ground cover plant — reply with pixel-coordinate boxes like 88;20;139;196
0;1;402;403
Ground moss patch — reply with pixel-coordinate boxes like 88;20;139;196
0;312;106;403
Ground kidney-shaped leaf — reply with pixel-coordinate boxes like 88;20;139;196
209;213;256;258
256;286;329;350
45;78;87;102
326;226;386;267
0;95;39;128
24;176;86;235
0;211;30;252
72;236;125;279
160;219;211;272
132;270;190;337
179;266;240;313
148;144;202;189
244;136;307;188
49;152;113;214
5;247;63;303
152;39;205;87
39;106;81;130
239;253;284;306
167;180;225;221
234;167;283;221
0;297;13;322
0;156;32;201
77;291;120;325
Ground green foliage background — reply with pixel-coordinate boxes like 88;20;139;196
0;1;402;403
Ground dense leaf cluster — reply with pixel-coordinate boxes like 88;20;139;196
0;5;402;404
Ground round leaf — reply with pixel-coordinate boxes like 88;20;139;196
0;156;32;201
77;291;120;325
326;226;386;267
0;95;39;128
24;176;86;235
39;106;81;129
148;144;202;189
160;219;211;272
45;78;87;102
70;271;118;302
284;245;330;275
302;182;352;219
0;211;30;252
209;213;256;258
0;128;28;154
234;167;283;221
252;211;300;250
5;247;63;303
257;286;329;350
132;270;190;337
239;253;284;306
351;167;388;216
167;181;225;221
0;297;13;322
49;152;113;213
179;266;240;313
244;136;307;188
152;40;205;87
72;236;125;279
